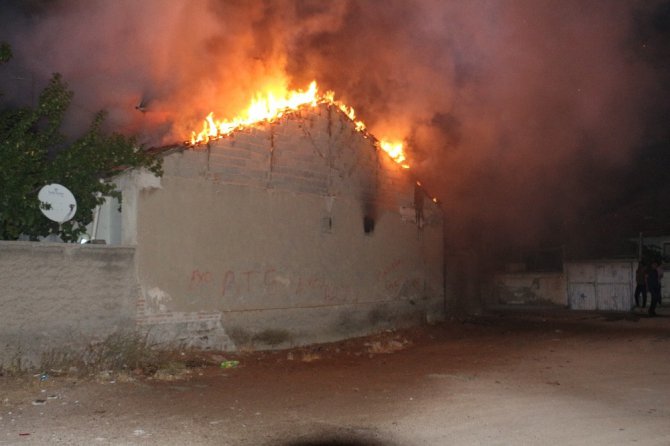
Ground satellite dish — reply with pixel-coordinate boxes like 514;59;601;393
38;184;77;223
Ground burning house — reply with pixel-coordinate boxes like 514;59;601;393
101;84;445;350
0;82;444;365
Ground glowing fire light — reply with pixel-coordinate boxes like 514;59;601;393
189;81;409;168
379;140;409;169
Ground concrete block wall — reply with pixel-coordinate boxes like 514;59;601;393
0;241;138;368
166;106;423;211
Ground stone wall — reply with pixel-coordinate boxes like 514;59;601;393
0;241;138;368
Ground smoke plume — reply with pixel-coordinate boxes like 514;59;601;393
1;0;667;252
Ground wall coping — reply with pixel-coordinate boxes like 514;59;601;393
0;240;136;252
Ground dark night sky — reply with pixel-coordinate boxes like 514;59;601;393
1;0;669;259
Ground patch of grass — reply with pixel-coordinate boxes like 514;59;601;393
34;332;175;378
86;332;157;372
0;346;28;377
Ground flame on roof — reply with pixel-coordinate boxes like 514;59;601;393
188;81;410;169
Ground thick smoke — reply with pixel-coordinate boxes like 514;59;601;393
286;0;665;251
1;0;666;253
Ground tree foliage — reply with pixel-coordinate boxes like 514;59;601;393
642;244;669;265
0;42;11;65
0;46;162;242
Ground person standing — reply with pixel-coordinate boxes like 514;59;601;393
648;261;661;317
634;262;648;308
657;262;664;306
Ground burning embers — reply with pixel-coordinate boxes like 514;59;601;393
188;81;410;169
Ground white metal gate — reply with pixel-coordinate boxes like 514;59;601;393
566;260;635;311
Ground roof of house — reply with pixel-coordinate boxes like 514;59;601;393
145;103;441;203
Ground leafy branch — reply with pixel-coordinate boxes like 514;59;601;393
0;45;161;242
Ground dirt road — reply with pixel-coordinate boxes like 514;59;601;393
2;308;669;445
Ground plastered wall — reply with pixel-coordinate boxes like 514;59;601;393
135;105;445;349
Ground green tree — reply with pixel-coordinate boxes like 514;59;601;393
0;42;11;65
0;46;162;242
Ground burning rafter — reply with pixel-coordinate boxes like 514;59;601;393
188;81;410;169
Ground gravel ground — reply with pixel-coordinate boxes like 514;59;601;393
1;307;669;445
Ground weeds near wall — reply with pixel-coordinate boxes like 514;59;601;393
0;345;28;376
86;332;160;373
1;331;219;381
0;332;167;378
36;332;162;376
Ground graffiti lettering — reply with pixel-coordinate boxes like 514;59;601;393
189;269;213;289
379;258;404;292
186;258;407;303
264;268;277;288
241;270;259;293
221;270;236;297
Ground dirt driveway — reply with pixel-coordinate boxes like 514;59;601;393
1;308;669;445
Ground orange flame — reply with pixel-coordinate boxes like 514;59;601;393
189;81;409;168
380;141;409;169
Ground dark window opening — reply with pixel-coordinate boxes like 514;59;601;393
363;216;375;234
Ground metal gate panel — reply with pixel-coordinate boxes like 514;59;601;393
566;260;635;311
595;262;634;311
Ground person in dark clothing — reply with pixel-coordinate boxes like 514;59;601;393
634;262;647;308
647;261;661;317
657;263;664;306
